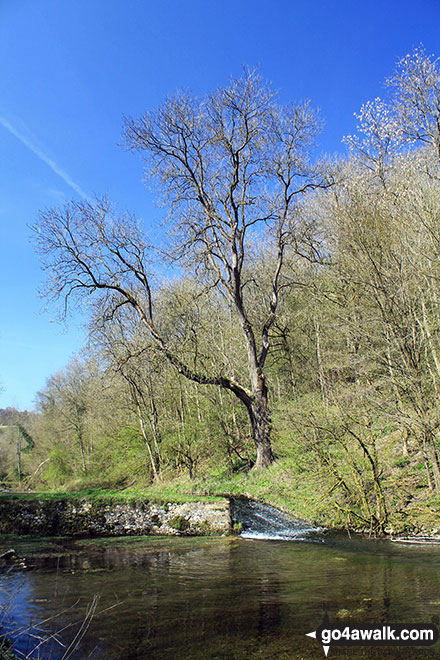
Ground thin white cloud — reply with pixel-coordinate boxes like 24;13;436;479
0;114;88;199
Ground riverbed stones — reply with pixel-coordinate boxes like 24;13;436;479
0;497;231;538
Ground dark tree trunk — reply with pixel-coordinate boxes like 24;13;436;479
78;431;87;473
426;429;440;491
16;433;22;484
249;375;274;469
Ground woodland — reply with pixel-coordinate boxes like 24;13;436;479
2;47;440;534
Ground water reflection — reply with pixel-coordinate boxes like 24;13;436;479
1;535;440;658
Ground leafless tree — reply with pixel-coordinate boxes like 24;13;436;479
33;70;326;468
388;46;440;160
344;46;440;181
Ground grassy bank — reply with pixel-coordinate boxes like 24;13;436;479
4;451;440;535
0;486;224;506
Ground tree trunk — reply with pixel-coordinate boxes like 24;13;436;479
249;375;274;469
426;428;440;491
422;431;434;490
313;316;327;405
16;431;22;484
78;431;87;472
136;404;159;480
148;394;162;475
402;427;409;456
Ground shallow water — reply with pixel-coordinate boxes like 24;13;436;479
1;531;440;659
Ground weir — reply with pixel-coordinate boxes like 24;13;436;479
230;497;323;541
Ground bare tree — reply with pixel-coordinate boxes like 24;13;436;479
344;46;440;179
33;70;325;468
94;310;164;479
388;46;440;160
37;357;94;473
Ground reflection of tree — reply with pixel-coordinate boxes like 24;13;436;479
257;576;282;638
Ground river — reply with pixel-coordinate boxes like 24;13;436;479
1;502;440;659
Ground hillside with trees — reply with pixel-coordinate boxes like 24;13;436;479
4;47;440;535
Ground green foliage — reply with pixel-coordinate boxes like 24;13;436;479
168;515;190;531
42;446;74;487
16;423;34;453
0;637;17;660
393;457;410;468
85;426;152;488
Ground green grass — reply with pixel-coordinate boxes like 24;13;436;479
0;485;225;506
4;431;440;536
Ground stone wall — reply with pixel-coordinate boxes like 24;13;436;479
0;497;232;537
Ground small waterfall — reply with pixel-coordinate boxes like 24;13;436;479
230;498;323;541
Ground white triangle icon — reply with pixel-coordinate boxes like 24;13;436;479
305;627;330;655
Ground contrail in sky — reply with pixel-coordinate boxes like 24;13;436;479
0;114;88;199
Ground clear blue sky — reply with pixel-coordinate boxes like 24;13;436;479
1;0;439;411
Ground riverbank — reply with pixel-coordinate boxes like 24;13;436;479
0;492;231;537
188;463;440;537
3;453;440;537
